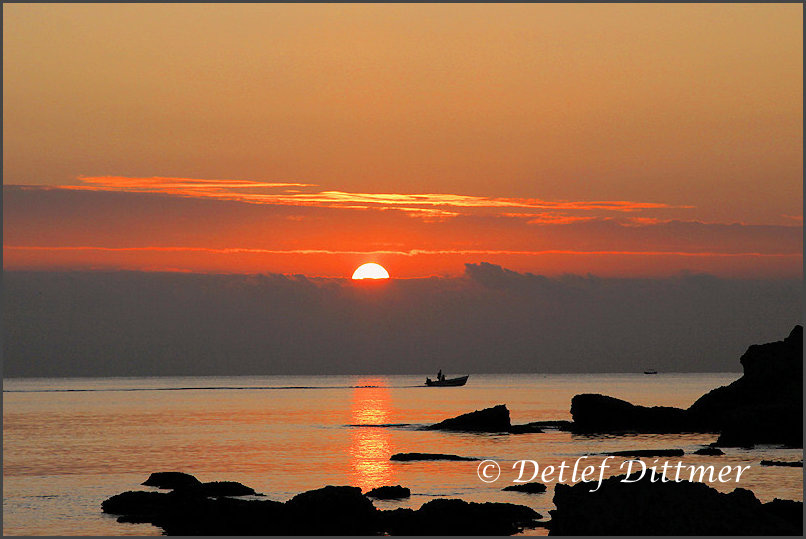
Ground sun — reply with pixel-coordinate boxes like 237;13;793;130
352;263;390;280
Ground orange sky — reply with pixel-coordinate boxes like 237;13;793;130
3;4;802;278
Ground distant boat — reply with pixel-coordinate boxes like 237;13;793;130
643;369;658;375
425;375;469;387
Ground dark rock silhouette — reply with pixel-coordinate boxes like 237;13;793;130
693;447;725;455
568;326;803;447
760;460;803;467
424;404;511;432
381;498;542;535
502;482;547;494
549;473;802;535
142;472;202;489
193;481;257;496
285;486;379;535
518;420;573;431
390;452;477;461
688;325;802;447
365;485;411;499
609;449;684;457
508;422;545;434
102;491;171;518
103;480;542;535
570;394;688;433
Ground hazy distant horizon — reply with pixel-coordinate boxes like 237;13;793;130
4;264;800;378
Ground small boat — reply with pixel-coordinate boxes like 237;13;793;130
425;375;469;387
643;369;658;375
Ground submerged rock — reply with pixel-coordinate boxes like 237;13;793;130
760;460;803;467
142;472;202;489
390;452;477;461
693;447;725;456
502;482;547;494
549;473;802;535
508;422;545;434
609;449;685;457
365;485;411;499
425;404;512;432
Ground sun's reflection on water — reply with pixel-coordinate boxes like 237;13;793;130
349;378;396;491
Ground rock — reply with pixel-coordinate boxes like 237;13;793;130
102;491;171;517
194;481;257;496
688;325;802;447
390;452;477;461
520;420;574;431
764;498;804;527
609;449;684;457
549;473;802;535
693;447;724;456
508;422;545;434
567;326;803;446
155;497;287;535
760;460;803;467
365;485;411;499
502;482;547;494
570;394;688;433
382;498;542;535
142;472;202;490
285;485;380;535
425;404;512;432
104;479;544;535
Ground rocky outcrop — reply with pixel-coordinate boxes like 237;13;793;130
502;482;547;494
549;473;802;535
285;486;379;535
103;479;542;535
568;326;803;447
390;452;477;461
688;325;802;447
142;472;202;489
424;404;511;432
570;394;688;433
365;485;411;499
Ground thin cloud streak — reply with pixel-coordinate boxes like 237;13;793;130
59;176;691;215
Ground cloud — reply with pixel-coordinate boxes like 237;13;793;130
3;267;801;377
3;185;801;278
58;176;691;217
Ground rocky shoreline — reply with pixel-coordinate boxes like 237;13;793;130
102;327;803;535
103;477;544;535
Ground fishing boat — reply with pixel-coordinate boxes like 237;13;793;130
425;375;469;387
643;369;658;375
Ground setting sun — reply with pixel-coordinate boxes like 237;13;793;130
352;263;389;280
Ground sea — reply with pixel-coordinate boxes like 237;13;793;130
3;373;803;536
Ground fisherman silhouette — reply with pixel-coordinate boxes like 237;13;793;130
437;369;445;382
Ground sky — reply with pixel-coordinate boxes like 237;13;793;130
3;3;802;279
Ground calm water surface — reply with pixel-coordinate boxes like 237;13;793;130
3;373;803;535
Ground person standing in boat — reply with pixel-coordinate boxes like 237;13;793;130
437;369;445;382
